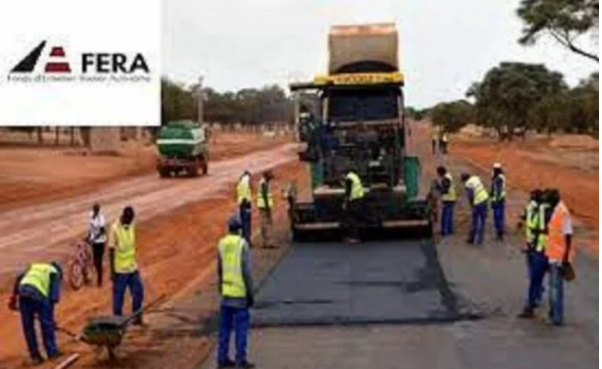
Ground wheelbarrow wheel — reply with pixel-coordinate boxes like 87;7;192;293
68;259;84;290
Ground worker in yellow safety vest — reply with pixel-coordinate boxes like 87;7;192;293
491;163;507;240
237;171;253;246
8;262;63;365
216;215;255;369
257;171;275;248
460;173;489;245
544;189;574;326
436;166;457;237
109;206;145;324
344;168;365;243
518;189;550;319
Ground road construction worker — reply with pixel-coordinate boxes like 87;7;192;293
436;166;456;236
257;171;275;248
216;216;255;369
439;133;449;154
490;163;506;240
460;173;489;245
237;171;253;246
88;202;107;287
518;189;550;318
109;206;145;324
9;262;63;365
344;168;365;243
544;189;574;326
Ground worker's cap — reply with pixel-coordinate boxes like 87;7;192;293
264;170;274;180
460;173;470;182
492;162;502;169
228;214;242;232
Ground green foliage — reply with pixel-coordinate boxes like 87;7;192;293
430;100;473;133
161;78;292;127
467;62;567;140
517;0;599;61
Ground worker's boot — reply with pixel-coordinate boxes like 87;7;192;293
517;307;535;319
30;354;44;366
237;360;256;369
217;358;236;368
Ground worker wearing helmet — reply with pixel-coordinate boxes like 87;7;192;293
461;172;489;245
491;163;507;240
257;171;275;248
109;206;145;324
236;171;253;246
9;261;63;365
216;215;255;369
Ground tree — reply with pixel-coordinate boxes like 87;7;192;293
430;100;474;134
467;62;567;140
517;0;599;62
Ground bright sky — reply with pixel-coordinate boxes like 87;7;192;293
162;0;599;108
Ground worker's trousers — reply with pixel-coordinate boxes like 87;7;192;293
526;250;548;309
259;209;274;248
548;263;565;325
239;201;252;246
218;305;250;365
19;296;58;359
440;201;455;236
112;270;144;316
491;200;505;238
469;202;487;245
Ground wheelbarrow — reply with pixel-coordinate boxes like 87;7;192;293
56;295;166;361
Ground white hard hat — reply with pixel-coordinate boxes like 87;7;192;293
493;162;502;169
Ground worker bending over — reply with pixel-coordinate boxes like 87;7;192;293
490;163;506;240
461;173;489;245
109;206;145;324
257;171;275;248
237;171;253;246
216;216;255;369
436;166;456;237
344;168;365;243
9;262;63;365
544;189;574;326
88;202;107;287
518;189;549;318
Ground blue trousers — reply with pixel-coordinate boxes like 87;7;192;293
217;305;250;365
548;263;565;325
526;250;548;309
492;200;505;237
239;203;252;246
469;203;487;244
112;270;144;316
440;201;455;236
19;297;58;359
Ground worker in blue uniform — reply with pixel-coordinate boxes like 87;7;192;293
491;163;507;240
9;262;63;365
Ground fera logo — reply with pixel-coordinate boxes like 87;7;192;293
8;40;150;82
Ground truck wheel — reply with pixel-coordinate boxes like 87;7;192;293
201;161;208;175
189;163;199;177
158;168;170;178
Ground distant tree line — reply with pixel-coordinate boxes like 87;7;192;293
161;78;293;126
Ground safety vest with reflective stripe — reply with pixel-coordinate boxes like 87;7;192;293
491;174;506;202
534;203;550;253
346;172;365;201
465;176;489;205
545;202;574;261
218;234;246;298
237;175;252;205
524;200;538;243
441;173;457;202
113;222;137;274
20;263;58;298
257;178;273;209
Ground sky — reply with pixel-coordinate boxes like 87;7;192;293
162;0;599;108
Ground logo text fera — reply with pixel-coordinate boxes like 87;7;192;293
82;53;149;74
